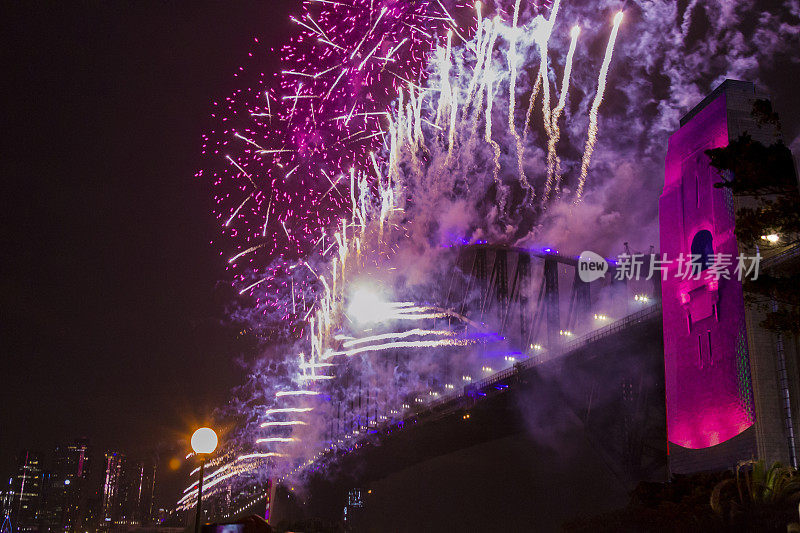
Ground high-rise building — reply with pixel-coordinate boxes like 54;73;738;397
138;461;156;526
42;438;102;533
4;451;44;532
100;452;124;529
660;79;800;473
99;452;157;531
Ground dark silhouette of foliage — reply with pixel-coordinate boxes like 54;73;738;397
704;101;800;333
706;135;797;199
752;98;782;131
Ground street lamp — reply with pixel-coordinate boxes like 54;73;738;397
191;427;218;533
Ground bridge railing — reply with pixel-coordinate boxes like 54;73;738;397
521;302;663;369
468;366;517;392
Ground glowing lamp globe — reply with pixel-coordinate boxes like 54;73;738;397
191;428;218;455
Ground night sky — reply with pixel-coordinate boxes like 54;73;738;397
1;1;293;499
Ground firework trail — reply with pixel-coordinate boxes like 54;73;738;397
262;407;314;417
484;66;505;204
177;451;286;509
337;328;456;347
576;11;624;200
536;0;562;143
507;0;529;192
255;437;297;444
544;24;580;200
260;421;307;427
322;337;481;360
275;390;321;397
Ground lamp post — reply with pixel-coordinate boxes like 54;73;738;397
191;427;218;533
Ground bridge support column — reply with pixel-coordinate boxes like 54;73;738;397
544;257;560;348
573;269;591;331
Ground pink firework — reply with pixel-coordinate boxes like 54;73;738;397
200;1;472;332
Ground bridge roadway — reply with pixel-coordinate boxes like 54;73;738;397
264;303;667;531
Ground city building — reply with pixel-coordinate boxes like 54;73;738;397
0;445;158;533
100;452;157;531
101;452;124;528
660;79;800;473
41;438;103;533
3;451;45;532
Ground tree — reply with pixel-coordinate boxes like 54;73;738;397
705;100;800;333
710;459;800;528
